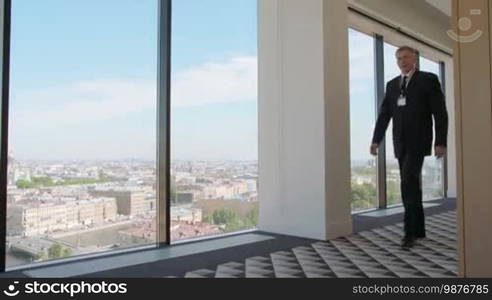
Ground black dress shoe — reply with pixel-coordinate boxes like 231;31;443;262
402;238;415;248
401;236;415;242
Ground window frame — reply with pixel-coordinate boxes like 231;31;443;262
0;0;172;272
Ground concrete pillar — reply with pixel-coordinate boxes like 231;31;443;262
258;0;353;240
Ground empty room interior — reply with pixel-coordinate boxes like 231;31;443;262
0;0;491;278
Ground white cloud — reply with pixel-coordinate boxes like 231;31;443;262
11;79;157;130
171;56;258;107
10;56;258;130
9;56;258;160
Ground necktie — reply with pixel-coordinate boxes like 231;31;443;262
401;76;408;96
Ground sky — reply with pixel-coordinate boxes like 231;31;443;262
8;0;258;161
7;2;440;163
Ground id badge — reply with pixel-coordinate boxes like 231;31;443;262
397;96;406;107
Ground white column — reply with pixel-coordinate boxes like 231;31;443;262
453;0;492;277
445;62;457;198
258;0;353;240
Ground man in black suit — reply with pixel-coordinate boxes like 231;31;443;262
370;46;448;248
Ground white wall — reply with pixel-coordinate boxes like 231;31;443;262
258;0;352;240
445;62;457;198
454;0;492;278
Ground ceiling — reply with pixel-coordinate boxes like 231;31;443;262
425;0;452;16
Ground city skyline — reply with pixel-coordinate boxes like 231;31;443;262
6;156;258;267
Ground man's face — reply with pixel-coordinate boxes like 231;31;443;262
396;50;417;75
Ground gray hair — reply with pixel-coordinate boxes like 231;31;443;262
396;46;418;57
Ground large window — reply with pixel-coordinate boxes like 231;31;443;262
383;42;403;206
170;0;258;242
419;57;444;201
348;29;377;212
6;0;158;268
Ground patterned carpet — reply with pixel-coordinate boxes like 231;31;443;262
182;210;458;278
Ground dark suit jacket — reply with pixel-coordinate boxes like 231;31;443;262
372;70;449;158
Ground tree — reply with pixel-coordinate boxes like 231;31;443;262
32;176;54;186
47;243;73;259
245;206;259;227
202;214;212;224
16;179;33;189
212;208;250;232
48;243;63;259
62;248;72;258
16;176;114;189
351;183;377;210
34;252;45;261
212;208;239;226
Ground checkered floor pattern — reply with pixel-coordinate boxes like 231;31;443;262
182;211;458;278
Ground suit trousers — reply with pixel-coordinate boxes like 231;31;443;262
398;152;426;239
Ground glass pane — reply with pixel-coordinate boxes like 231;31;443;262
6;0;158;268
348;29;377;212
420;57;444;201
383;43;403;206
170;0;258;242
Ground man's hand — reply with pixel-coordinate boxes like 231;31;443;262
370;143;379;156
435;146;447;158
